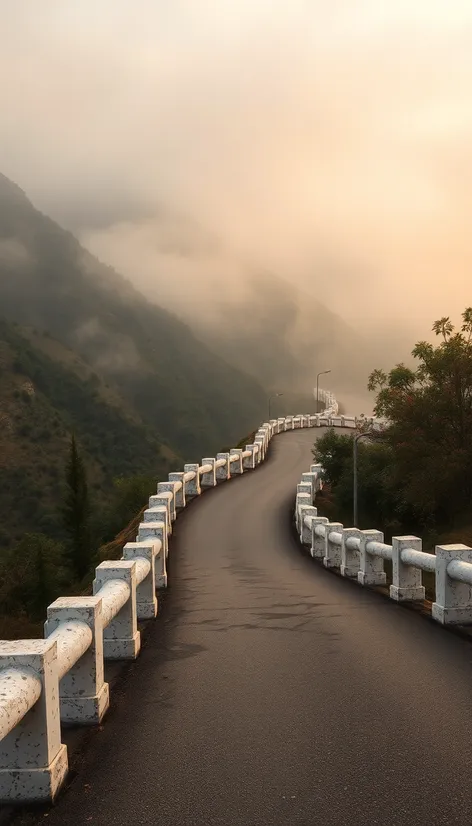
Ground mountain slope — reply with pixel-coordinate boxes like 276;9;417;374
0;173;267;457
0;319;176;548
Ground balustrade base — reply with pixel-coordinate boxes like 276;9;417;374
431;603;472;625
103;631;141;660
390;585;425;602
340;564;359;578
60;682;110;725
0;743;68;803
358;571;387;586
137;596;158;619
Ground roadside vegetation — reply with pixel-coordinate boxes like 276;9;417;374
314;309;472;548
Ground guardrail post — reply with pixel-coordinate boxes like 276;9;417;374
216;453;231;480
432;544;472;624
323;522;343;568
256;429;268;451
168;473;186;508
295;492;311;532
243;445;257;469
138;520;168;560
123;541;158;618
144;505;170;537
229;449;244;474
254;437;265;461
44;597;110;724
301;472;318;498
93;561;140;660
149;493;173;530
157;481;179;520
0;640;67;803
310;516;328;558
341;528;361;578
299;505;317;544
184;464;201;497
200;458;217;487
358;530;387;586
390;536;425;601
310;464;323;491
297;481;313;503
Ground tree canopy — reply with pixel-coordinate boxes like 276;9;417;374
316;309;472;534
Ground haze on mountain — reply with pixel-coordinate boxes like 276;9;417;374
3;2;472;414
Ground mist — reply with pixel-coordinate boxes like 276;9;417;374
2;2;472;411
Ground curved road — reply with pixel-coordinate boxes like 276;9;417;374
40;429;472;825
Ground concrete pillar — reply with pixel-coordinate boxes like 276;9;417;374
93;561;140;660
138;520;168;560
168;472;186;508
297;481;313;505
432;544;472;624
184;464;201;497
357;530;387;586
149;493;173;528
295;492;311;532
323;522;343;568
158;481;179;520
310;516;329;558
0;640;68;803
310;464;323;491
44;597;109;725
341;528;362;579
229;449;244;474
254;438;265;461
301;472;318;498
390;536;425;602
200;458;217;487
123;541;158;618
144;505;170;537
243;445;257;469
257;429;269;450
215;453;230;480
299;505;317;544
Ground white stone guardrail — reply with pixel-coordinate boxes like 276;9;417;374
296;465;472;632
0;398;352;804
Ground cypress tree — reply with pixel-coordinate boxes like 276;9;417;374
63;433;92;580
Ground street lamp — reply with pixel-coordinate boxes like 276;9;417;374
268;393;283;420
316;370;331;413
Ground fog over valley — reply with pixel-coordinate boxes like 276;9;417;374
3;2;472;411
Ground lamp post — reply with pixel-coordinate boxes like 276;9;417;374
316;370;331;413
268;393;283;420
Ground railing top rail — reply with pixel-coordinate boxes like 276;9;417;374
0;666;42;741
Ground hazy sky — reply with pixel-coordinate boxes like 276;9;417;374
2;1;472;338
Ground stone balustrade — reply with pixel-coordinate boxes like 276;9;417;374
0;394;356;803
295;465;472;628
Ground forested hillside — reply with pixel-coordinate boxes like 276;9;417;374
0;319;175;550
0;173;269;636
0;173;266;459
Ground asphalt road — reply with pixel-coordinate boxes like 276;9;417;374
38;428;472;826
